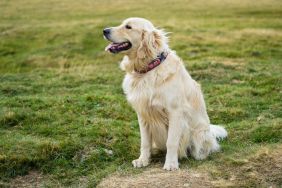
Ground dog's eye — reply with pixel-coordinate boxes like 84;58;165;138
125;25;132;29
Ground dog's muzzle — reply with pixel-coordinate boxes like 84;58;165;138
103;27;132;54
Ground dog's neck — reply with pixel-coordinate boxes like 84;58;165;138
124;46;169;74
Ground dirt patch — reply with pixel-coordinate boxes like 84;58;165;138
249;146;282;184
9;171;46;188
213;145;282;187
98;145;282;188
98;168;213;188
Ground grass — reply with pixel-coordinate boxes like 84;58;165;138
0;0;281;187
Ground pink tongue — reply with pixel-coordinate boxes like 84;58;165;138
105;43;119;51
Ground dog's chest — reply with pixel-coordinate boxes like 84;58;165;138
123;74;165;116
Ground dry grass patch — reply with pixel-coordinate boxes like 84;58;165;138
208;57;246;68
98;145;282;188
213;145;282;187
9;171;47;188
235;28;282;37
98;168;213;188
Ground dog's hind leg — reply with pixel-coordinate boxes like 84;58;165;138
190;123;220;160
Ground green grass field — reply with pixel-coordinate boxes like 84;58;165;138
0;0;281;187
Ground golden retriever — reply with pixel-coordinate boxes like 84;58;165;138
103;17;227;170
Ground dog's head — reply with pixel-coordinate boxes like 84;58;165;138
103;18;168;59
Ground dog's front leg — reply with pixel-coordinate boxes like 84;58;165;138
132;114;151;168
163;112;184;170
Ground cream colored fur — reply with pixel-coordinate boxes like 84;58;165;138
105;17;227;170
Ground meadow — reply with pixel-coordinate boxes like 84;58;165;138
0;0;281;187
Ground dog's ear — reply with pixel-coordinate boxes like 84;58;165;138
137;29;166;59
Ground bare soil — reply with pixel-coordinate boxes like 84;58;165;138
9;171;46;188
98;145;282;188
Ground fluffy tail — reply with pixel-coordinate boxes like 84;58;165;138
210;124;228;140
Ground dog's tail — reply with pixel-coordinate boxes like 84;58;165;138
210;124;228;140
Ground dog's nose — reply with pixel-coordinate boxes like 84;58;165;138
103;28;111;36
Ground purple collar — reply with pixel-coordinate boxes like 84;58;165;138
135;52;168;74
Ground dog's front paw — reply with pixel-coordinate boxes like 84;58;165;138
132;158;149;168
163;160;179;171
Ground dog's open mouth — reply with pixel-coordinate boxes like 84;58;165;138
105;41;132;53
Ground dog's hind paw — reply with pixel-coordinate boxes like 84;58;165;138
132;158;149;168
